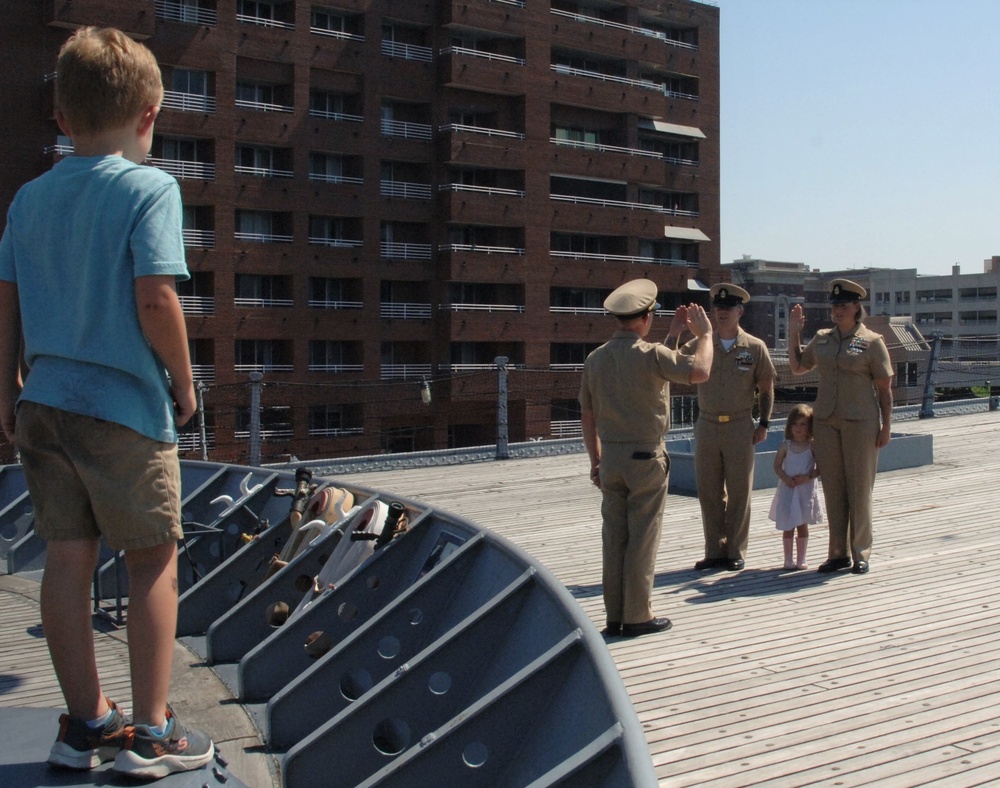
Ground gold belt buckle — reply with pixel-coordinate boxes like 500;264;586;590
718;414;730;423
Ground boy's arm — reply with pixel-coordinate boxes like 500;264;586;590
135;275;196;428
0;281;22;442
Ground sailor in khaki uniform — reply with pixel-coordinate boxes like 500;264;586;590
672;284;776;571
788;279;893;574
580;279;713;637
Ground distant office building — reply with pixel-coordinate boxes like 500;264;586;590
0;0;722;463
724;255;810;348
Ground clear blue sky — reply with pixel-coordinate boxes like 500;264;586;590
718;0;1000;277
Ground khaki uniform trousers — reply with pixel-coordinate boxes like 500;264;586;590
598;442;670;625
812;415;879;562
694;416;755;561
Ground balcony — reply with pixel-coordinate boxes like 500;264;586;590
190;364;216;382
308;426;364;437
381;180;432;200
161;90;216;113
550;419;582;438
549;249;694;267
155;0;218;26
235;164;294;178
308;108;363;123
438;183;525;198
308;237;363;248
308;299;363;309
442;303;525;314
381;119;433;141
233;363;294;373
381;364;433;381
179;295;215;315
234;297;294;308
307;364;364;373
381;40;434;62
237;12;294;30
550;193;697;218
438;123;524;141
148;158;215;180
438;243;525;256
310;173;363;186
550;9;698;50
381;302;433;319
235;98;294;113
381;242;433;260
182;229;216;248
234;232;293;244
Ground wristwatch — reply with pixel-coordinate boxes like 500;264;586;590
758;420;769;430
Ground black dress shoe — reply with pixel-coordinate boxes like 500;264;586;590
602;621;622;636
694;557;725;571
727;558;745;571
851;561;870;574
621;617;672;638
817;556;852;573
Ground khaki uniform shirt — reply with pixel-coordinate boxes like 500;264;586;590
579;330;696;443
799;323;893;420
681;327;775;416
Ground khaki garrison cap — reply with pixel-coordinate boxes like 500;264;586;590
709;283;750;307
604;279;661;318
828;278;867;303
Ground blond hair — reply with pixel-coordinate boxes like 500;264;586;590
56;27;162;136
783;403;814;440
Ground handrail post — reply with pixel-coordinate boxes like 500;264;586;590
495;356;509;460
918;334;942;419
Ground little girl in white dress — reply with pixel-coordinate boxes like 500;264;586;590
769;404;825;569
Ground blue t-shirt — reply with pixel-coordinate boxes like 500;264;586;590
0;155;189;442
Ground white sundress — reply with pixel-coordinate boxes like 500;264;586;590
768;440;825;531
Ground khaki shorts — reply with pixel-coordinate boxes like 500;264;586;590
15;401;183;551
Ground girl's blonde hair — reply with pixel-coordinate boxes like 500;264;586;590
783;403;814;440
56;27;162;136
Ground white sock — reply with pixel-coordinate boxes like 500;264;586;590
86;707;115;729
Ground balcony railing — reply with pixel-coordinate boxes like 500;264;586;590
439;243;525;256
234;428;294;441
148;158;216;180
182;229;216;248
190;364;216;382
443;363;525;372
381;118;433;140
155;0;217;26
308;237;364;248
381;363;433;381
551;137;698;167
234;297;294;308
438;183;526;197
381;302;433;319
236;13;294;30
309;172;364;185
178;431;215;452
438;123;525;140
233;363;294;373
381;242;433;260
308;299;364;309
308;108;363;123
381;40;434;62
308;426;365;437
550;250;693;267
381;180;432;199
551;64;699;100
550;420;583;438
550;8;698;50
234;232;293;244
44;143;74;156
235;98;294;113
307;364;364;373
439;46;525;65
309;27;364;42
550;193;698;217
179;295;215;315
234;164;294;178
161;91;216;113
549;305;604;315
442;303;525;313
550;363;585;372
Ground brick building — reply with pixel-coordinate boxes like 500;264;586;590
0;0;720;463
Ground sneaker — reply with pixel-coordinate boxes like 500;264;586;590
113;706;214;779
48;698;128;770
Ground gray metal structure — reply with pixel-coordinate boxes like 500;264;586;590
0;460;657;787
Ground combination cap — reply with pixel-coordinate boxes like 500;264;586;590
828;278;867;303
709;283;750;307
604;279;660;318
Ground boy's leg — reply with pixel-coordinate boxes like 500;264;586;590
41;538;106;720
123;541;179;728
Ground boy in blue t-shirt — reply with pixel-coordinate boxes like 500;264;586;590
0;27;213;779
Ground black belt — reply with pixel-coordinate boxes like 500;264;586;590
632;451;657;460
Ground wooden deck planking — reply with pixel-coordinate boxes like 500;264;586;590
344;411;1000;787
